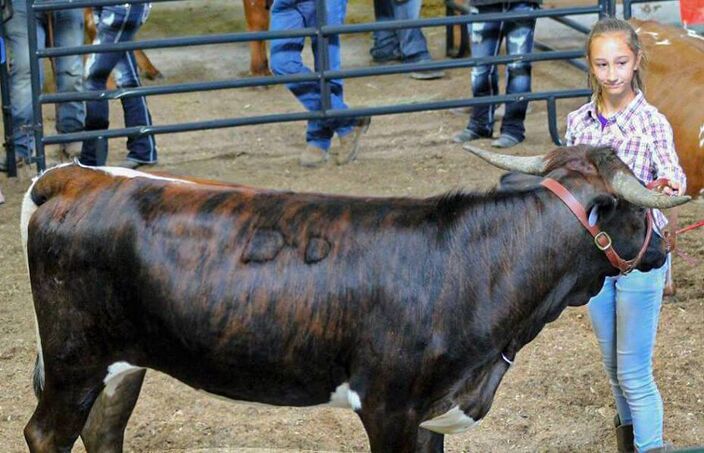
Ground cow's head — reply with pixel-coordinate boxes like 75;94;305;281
466;144;690;279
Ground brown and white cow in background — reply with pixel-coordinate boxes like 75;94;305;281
22;145;688;452
632;19;704;197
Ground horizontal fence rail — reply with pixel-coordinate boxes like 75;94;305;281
8;0;615;174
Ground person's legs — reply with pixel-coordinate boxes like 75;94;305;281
370;0;401;62
111;6;157;164
394;0;429;61
115;52;157;164
5;0;45;160
51;7;85;135
615;263;667;452
498;2;537;143
588;277;633;424
81;6;143;165
271;0;335;151
465;4;502;138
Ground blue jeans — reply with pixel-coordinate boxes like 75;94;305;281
80;5;157;165
5;0;84;159
371;0;431;61
588;256;669;452
467;2;536;141
270;0;355;151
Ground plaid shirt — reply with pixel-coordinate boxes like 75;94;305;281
565;91;686;231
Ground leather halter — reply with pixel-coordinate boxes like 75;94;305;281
540;178;654;275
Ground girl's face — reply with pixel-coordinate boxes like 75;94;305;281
589;32;641;99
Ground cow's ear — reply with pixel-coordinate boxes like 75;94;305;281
565;158;598;176
586;195;617;226
498;172;542;192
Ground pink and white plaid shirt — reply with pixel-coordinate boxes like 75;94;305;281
565;91;686;231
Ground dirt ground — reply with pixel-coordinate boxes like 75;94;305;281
1;1;703;451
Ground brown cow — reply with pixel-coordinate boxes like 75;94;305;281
22;147;688;452
632;19;704;197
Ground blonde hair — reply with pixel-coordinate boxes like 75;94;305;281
585;18;646;108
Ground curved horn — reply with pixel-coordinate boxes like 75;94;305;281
463;144;546;175
610;172;691;209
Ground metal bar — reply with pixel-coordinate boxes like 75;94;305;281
546;97;563;146
43;49;586;105
548;16;591;35
40;5;602;59
0;3;17;176
316;0;330;113
42;89;592;145
33;0;176;12
26;0;45;171
533;42;587;72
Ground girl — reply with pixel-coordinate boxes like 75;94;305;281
565;18;686;452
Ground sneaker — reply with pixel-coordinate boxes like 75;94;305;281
491;134;522;148
370;48;403;64
408;57;445;80
299;145;328;168
332;117;371;166
452;128;488;144
116;159;156;170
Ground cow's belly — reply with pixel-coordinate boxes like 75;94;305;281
103;362;362;410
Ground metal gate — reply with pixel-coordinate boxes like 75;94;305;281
4;0;620;176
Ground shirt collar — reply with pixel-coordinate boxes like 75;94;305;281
584;91;645;129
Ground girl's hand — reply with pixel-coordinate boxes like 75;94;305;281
654;180;681;196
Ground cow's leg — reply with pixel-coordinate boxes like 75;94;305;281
358;408;421;453
416;428;444;453
25;372;104;453
243;0;271;77
81;369;146;453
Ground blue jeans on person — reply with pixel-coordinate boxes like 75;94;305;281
370;0;431;62
270;0;356;151
588;256;669;452
466;2;536;141
80;5;157;166
5;0;84;159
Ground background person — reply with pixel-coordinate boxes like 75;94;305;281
1;0;84;171
565;17;685;453
369;0;445;80
79;4;157;169
270;0;370;168
453;0;540;148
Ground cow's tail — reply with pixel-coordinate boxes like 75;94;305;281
21;163;75;398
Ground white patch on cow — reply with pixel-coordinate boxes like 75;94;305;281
86;162;193;184
699;123;704;148
653;39;671;46
328;382;362;410
419;406;477;435
103;362;143;397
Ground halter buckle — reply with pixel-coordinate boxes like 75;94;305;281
594;231;612;251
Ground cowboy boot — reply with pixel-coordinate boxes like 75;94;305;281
614;414;635;453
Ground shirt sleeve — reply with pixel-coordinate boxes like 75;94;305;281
565;111;576;146
649;114;687;194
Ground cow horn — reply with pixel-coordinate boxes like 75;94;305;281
463;144;546;175
610;172;691;209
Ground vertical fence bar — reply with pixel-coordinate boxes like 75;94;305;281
26;0;45;171
315;0;330;113
0;2;17;176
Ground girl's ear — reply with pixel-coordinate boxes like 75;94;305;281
634;51;642;71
